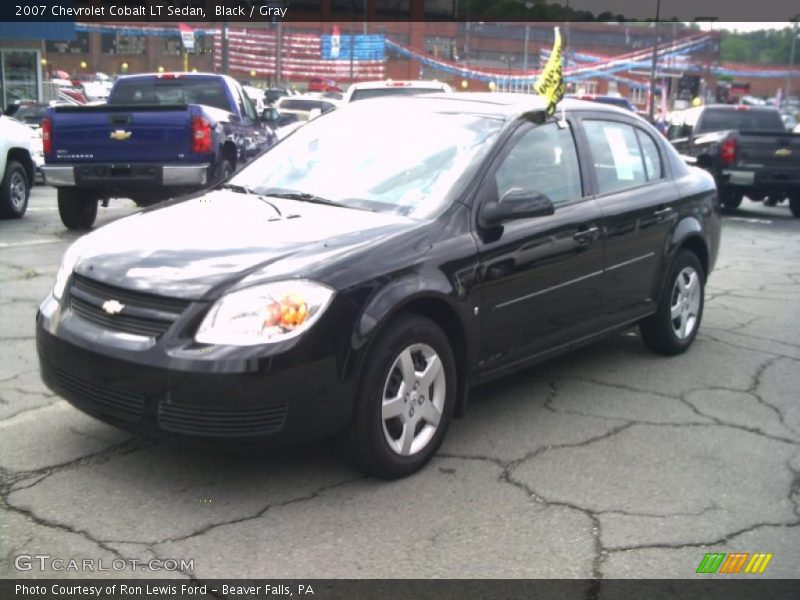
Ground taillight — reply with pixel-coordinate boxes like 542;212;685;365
42;117;52;155
720;138;737;166
191;116;212;153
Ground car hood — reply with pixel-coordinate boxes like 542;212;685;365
72;190;414;300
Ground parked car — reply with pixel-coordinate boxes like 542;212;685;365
666;104;800;215
343;80;452;103
264;87;291;106
0;114;38;218
37;95;719;478
307;77;342;93
274;95;340;121
41;72;277;230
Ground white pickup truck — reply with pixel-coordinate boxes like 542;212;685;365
0;114;38;219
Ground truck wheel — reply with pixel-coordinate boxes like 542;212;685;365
720;191;743;210
348;315;456;479
790;196;800;218
217;159;233;184
58;188;98;230
0;161;30;219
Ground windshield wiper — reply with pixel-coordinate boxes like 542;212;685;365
219;183;255;195
260;189;363;210
219;183;284;218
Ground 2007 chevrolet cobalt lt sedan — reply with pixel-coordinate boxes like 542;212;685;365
37;94;720;478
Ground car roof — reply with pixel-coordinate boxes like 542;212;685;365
278;94;341;103
348;92;634;120
347;80;452;91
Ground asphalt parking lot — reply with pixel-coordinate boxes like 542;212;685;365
1;187;799;579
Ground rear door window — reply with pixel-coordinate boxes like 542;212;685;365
583;120;647;194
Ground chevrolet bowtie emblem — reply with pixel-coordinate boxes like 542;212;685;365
775;148;791;157
102;299;125;315
110;130;132;141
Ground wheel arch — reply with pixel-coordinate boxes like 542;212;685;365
348;280;471;418
6;148;34;187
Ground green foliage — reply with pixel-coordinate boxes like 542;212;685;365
720;27;796;65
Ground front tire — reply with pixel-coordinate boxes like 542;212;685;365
349;315;456;479
640;250;705;356
0;161;30;219
58;188;98;230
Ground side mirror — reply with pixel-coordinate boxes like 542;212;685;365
479;188;555;228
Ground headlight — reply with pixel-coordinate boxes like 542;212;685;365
195;280;335;346
53;237;93;300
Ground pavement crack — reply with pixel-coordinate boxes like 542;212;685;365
1;437;153;492
153;475;366;546
605;520;800;553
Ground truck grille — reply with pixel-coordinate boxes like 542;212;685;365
68;273;191;338
158;403;288;437
46;364;145;423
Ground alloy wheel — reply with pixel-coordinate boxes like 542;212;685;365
381;343;446;457
670;266;701;340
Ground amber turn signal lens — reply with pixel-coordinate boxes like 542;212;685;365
279;294;309;328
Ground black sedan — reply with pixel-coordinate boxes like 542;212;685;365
37;95;720;478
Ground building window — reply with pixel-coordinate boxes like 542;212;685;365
1;49;39;109
576;81;598;95
101;33;146;55
630;87;647;105
45;32;90;55
162;34;211;56
425;36;453;60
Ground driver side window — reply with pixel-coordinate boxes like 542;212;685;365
494;122;583;205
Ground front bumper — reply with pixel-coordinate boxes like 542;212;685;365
36;298;355;444
42;163;210;188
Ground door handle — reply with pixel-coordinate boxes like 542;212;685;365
653;207;674;222
573;226;599;244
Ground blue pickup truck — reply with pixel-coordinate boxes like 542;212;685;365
41;73;278;229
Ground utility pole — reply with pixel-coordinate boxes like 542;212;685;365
276;21;283;87
648;0;661;121
221;21;229;75
350;0;355;83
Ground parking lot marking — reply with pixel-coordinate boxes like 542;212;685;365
0;239;63;249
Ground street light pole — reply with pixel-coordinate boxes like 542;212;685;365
787;18;799;100
648;0;661;121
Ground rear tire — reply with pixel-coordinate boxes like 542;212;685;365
720;191;743;210
216;159;233;185
58;188;98;230
0;161;30;219
348;315;456;479
790;196;800;218
640;250;705;356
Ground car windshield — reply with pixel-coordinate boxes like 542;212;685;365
231;104;504;219
350;87;444;102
